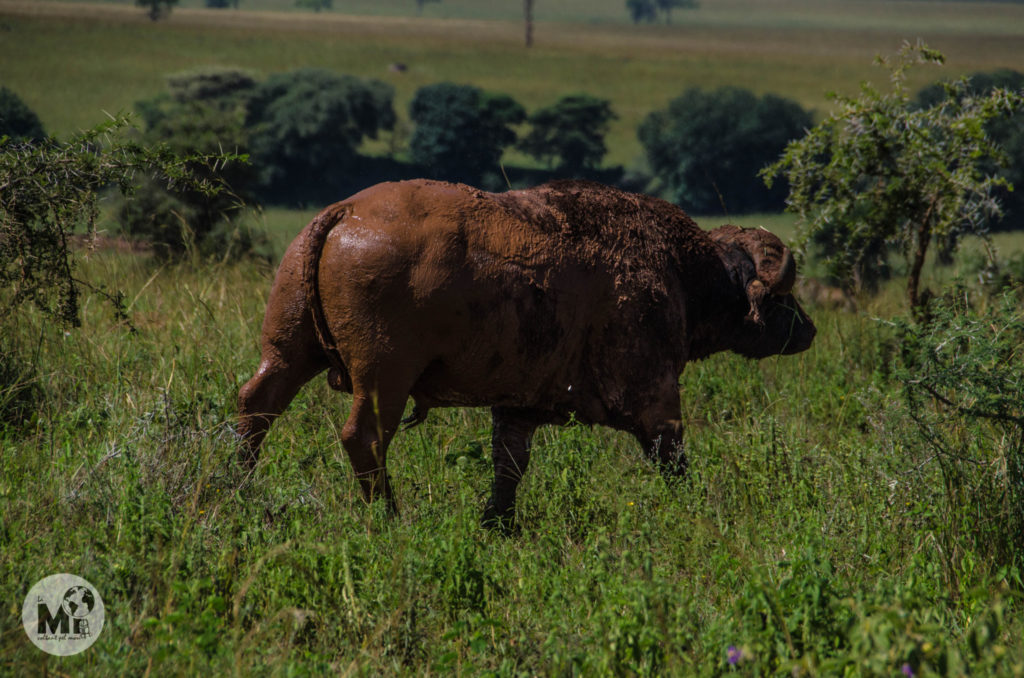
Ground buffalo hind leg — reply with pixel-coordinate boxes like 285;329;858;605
482;407;539;533
238;354;326;468
340;382;411;515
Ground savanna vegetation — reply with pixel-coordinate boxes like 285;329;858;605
3;0;1024;675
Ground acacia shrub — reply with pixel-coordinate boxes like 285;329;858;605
894;285;1024;567
1;114;239;328
765;44;1024;307
917;69;1024;233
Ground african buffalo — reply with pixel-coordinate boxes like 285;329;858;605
238;179;815;527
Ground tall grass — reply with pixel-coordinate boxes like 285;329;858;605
2;239;1023;675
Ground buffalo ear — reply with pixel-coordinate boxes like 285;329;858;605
745;279;769;325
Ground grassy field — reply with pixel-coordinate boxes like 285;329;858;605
3;226;1024;675
5;0;1024;674
2;0;1023;168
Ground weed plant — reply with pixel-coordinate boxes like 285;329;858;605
3;239;1024;675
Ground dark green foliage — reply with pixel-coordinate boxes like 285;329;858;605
518;94;617;174
917;69;1024;232
0;115;239;326
894;285;1024;564
121;69;259;256
409;82;525;188
294;0;331;11
626;0;697;23
639;86;811;214
765;43;1024;307
656;0;698;23
164;67;257;107
136;0;178;20
415;0;440;14
246;68;395;204
205;0;235;7
0;86;45;141
626;0;658;22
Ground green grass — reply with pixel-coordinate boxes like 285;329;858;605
3;243;1023;675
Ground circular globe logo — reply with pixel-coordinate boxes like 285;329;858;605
22;574;105;656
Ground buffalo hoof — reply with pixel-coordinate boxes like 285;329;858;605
481;502;518;536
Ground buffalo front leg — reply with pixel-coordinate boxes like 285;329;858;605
637;419;686;477
634;380;687;477
482;407;539;533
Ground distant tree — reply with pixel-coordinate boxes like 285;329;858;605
639;86;811;215
137;0;178;21
626;0;696;23
626;0;657;23
409;82;525;187
518;94;616;174
764;43;1024;309
917;69;1024;233
414;0;439;15
295;0;331;11
246;68;395;204
656;0;697;23
165;67;257;108
123;68;258;255
0;87;45;141
205;0;238;7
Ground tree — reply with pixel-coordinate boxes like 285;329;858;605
626;0;696;23
917;69;1024;233
764;43;1024;309
136;0;178;21
409;83;525;187
626;0;657;23
122;68;259;255
639;86;811;214
656;0;697;24
518;94;616;174
1;115;239;327
295;0;331;11
246;69;395;204
0;87;45;141
414;0;439;15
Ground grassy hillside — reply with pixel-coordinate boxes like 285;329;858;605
1;0;1022;168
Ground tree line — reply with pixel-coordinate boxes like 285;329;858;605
135;0;698;23
2;59;1022;267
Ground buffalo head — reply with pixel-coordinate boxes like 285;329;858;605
709;224;816;359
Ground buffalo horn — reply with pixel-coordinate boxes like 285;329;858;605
768;247;796;296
